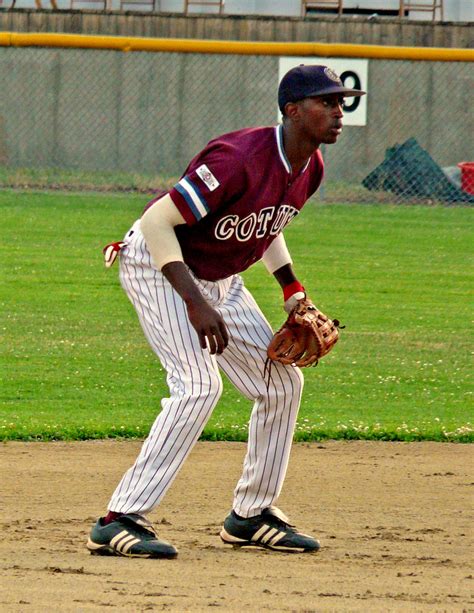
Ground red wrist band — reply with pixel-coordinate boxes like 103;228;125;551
283;281;305;301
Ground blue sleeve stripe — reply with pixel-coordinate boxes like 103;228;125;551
175;177;210;221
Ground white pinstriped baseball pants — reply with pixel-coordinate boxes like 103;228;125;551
108;221;304;519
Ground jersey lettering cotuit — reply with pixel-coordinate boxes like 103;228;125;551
214;205;299;242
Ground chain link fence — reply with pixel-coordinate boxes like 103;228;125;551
0;45;473;203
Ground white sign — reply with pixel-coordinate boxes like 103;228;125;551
278;57;368;126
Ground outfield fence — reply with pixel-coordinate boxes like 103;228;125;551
1;33;473;203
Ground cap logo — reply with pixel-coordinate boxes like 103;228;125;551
324;67;341;83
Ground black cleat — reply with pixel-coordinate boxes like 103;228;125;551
86;513;177;559
220;506;320;553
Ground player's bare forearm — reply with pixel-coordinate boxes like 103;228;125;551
272;263;299;289
161;261;206;307
272;263;308;312
161;261;229;354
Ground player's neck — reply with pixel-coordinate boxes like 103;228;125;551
281;123;320;173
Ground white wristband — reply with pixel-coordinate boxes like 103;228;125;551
284;291;306;313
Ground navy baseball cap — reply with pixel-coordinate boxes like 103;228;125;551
278;64;366;112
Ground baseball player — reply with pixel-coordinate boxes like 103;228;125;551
87;65;365;558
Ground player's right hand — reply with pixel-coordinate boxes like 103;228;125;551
186;301;229;355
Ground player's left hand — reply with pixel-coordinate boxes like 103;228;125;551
267;298;341;367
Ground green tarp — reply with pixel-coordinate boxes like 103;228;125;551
363;138;474;204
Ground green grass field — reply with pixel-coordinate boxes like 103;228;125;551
1;190;472;442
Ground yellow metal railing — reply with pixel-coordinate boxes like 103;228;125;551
0;32;473;62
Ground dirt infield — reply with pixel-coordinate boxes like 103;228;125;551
1;440;472;612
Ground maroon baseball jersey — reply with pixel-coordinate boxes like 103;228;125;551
155;125;324;281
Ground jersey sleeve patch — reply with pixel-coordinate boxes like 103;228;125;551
196;164;220;191
174;176;210;222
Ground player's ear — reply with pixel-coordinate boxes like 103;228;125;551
284;101;301;120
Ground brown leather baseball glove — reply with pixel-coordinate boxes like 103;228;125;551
267;298;341;367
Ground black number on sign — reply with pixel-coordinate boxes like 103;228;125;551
340;71;362;113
